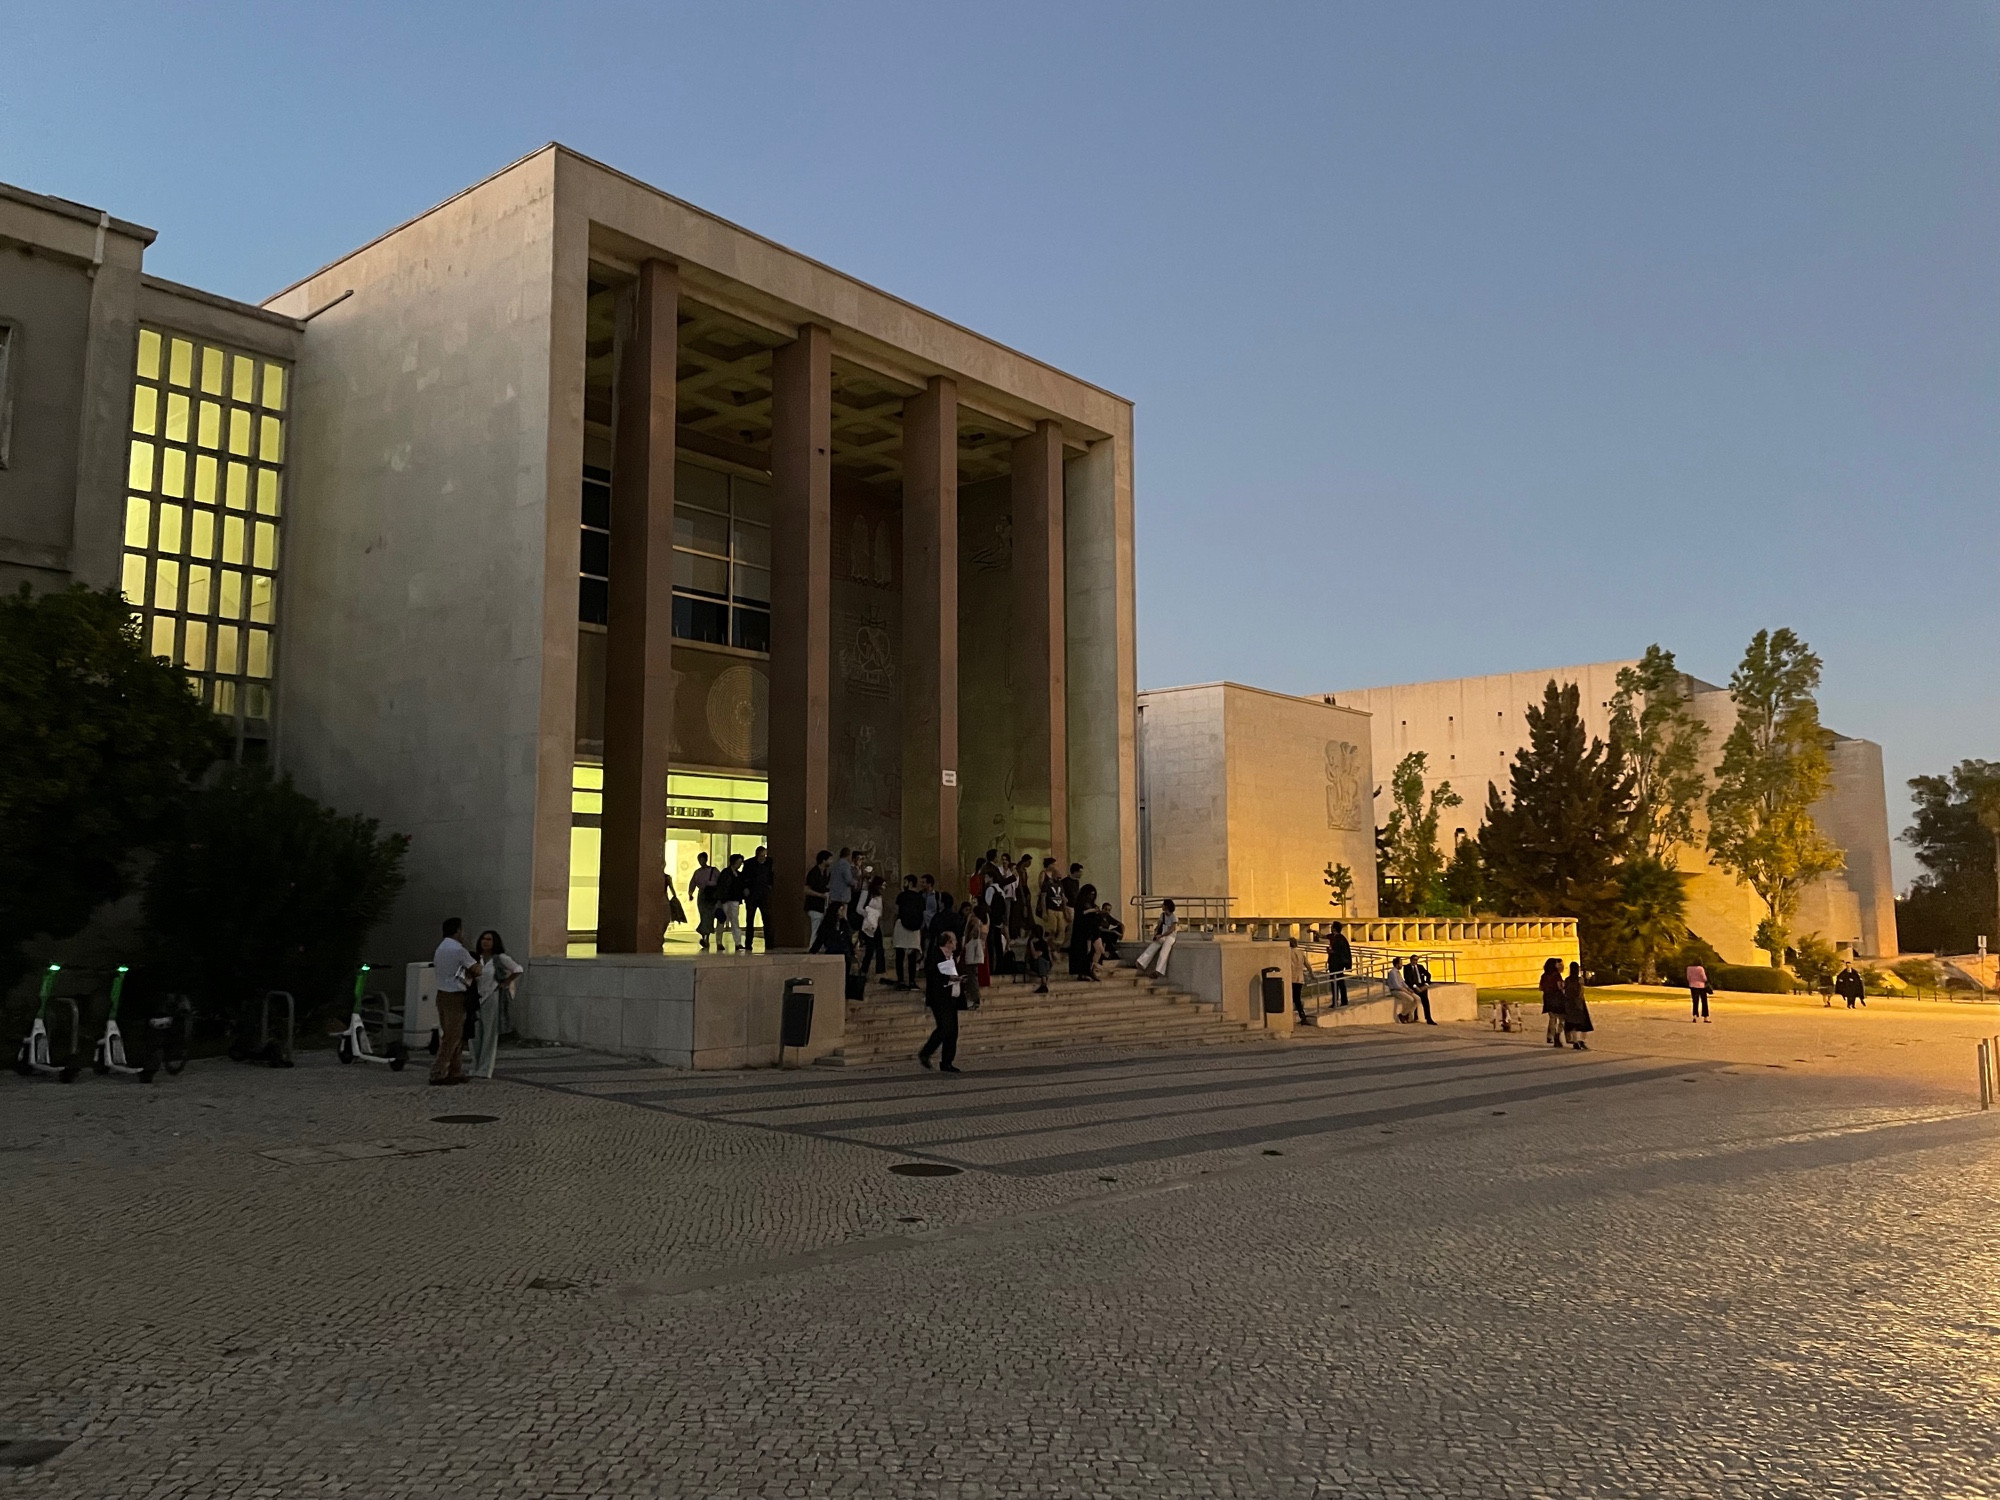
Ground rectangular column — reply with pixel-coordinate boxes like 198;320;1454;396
768;324;833;948
1011;419;1068;864
900;376;958;885
597;260;678;953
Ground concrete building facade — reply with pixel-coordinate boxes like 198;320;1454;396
1333;663;1899;963
4;148;1140;998
1138;683;1378;918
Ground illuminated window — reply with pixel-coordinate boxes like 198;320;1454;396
122;327;289;744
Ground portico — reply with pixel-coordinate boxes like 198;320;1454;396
263;144;1138;975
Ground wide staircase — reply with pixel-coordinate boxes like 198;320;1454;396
823;960;1263;1067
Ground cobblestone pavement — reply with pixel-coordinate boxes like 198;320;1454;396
4;1000;2000;1497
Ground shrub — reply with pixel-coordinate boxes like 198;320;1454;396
1893;958;1941;988
1712;965;1799;994
144;766;409;1033
0;585;225;997
1660;930;1727;988
1790;933;1840;991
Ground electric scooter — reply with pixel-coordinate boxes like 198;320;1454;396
91;965;156;1082
335;965;408;1071
13;965;81;1082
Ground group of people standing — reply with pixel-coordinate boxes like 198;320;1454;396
1537;958;1594;1050
428;917;524;1085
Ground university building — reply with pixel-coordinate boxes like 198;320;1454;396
1;148;1140;978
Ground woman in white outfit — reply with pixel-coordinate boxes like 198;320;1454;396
1136;900;1178;978
469;929;524;1079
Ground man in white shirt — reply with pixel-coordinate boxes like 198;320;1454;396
430;917;479;1085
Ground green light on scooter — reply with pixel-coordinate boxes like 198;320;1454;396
38;964;59;1001
353;964;371;1002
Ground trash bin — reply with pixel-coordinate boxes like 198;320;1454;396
1260;967;1286;1015
781;977;815;1049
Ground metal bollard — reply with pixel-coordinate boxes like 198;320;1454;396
1981;1040;1993;1110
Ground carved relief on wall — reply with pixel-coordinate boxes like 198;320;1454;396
969;514;1013;573
706;665;769;766
837;608;896;699
1325;739;1364;831
847;515;896;588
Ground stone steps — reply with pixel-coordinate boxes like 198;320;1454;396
824;963;1262;1066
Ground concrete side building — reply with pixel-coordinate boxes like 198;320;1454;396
1138;683;1378;918
1333;663;1899;963
0;180;305;763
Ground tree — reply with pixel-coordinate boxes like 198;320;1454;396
1705;629;1844;966
0;586;226;996
1374;752;1460;915
1597;856;1689;983
1790;932;1839;993
1322;861;1355;916
144;766;410;1029
1897;759;2000;955
1476;680;1638;962
1609;645;1710;865
1441;837;1487;914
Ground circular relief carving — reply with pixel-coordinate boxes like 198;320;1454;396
706;664;769;766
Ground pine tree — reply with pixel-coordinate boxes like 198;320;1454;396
1477;680;1638;956
1609;645;1709;865
1705;629;1844;965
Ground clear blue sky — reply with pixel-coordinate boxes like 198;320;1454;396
7;2;1993;887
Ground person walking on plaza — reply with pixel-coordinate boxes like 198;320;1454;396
1069;884;1102;979
1287;935;1308;1023
430;918;478;1086
742;845;774;951
1563;961;1592;1050
1540;957;1566;1047
1326;921;1353;1007
917;929;965;1073
1136;900;1179;979
689;852;721;951
1685;961;1711;1023
892;875;927;989
468;929;523;1080
1405;955;1437;1025
718;853;748;953
662;871;688;935
1836;961;1866;1009
804;849;832;948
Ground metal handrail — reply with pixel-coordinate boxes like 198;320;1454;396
1131;895;1236;924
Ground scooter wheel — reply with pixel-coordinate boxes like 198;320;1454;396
389;1043;408;1072
93;1059;110;1076
139;1068;157;1084
59;1067;79;1084
337;1037;355;1064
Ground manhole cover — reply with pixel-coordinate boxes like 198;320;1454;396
525;1277;578;1291
1262;1148;1285;1156
889;1161;962;1177
431;1114;499;1125
0;1439;71;1469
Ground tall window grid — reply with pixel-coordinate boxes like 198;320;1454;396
673;461;769;652
121;329;288;735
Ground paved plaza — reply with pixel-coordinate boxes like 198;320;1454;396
5;994;2000;1497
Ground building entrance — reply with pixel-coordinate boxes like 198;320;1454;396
567;764;768;954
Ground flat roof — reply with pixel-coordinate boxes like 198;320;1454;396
0;179;155;244
264;143;1128;408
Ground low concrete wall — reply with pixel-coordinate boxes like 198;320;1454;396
1307;980;1480;1028
519;953;846;1069
1162;933;1292;1034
